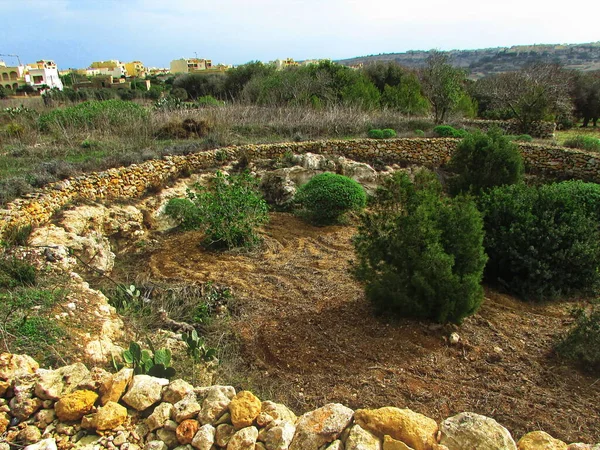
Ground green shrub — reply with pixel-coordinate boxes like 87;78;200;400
479;182;600;299
368;129;385;139
352;169;487;324
556;305;600;373
0;257;36;288
512;134;533;142
447;129;524;196
414;129;425;137
38;100;148;132
433;125;467;138
166;171;269;249
165;198;203;230
563;135;600;152
294;172;367;225
195;95;222;107
382;128;397;138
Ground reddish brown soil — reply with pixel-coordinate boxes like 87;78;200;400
146;212;600;443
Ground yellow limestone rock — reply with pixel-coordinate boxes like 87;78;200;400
229;391;262;430
55;390;98;422
518;431;568;450
354;407;438;450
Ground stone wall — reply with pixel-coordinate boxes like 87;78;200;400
0;354;595;450
464;119;556;138
1;137;599;241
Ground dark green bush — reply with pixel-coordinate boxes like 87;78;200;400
512;134;533;142
433;125;468;138
382;128;397;138
352;169;487;324
368;129;385;139
294;172;367;225
556;305;600;373
0;257;36;288
447;129;524;196
414;129;425;137
563;135;600;152
166;171;269;249
479;182;600;299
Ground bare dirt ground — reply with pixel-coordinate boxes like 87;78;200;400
142;212;600;443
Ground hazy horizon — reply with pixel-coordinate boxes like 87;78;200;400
2;0;598;69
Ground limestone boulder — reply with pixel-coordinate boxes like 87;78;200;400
215;423;235;447
0;353;39;381
227;426;258;450
86;401;128;431
354;407;438;450
346;424;382;450
99;367;133;405
191;424;215;450
163;379;195;404
518;431;568;450
34;363;90;400
197;386;235;425
439;412;517;450
229;391;261;430
174;393;202;423
382;435;412;450
147;402;175;432
176;419;199;445
261;401;297;424
262;420;296;450
55;390;98;422
9;380;43;421
17;425;42;445
289;403;354;450
122;375;169;411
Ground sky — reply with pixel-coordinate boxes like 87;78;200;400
1;0;599;70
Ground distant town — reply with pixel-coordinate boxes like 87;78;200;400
0;56;316;94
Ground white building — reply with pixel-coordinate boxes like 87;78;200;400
25;60;64;90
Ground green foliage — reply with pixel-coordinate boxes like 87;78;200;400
433;125;467;138
564;135;600;152
352;169;487;324
182;329;218;362
1;224;32;247
0;86;6;99
414;129;425;137
167;171;269;249
382;128;397;138
0;257;36;288
448;129;524;196
509;134;533;142
38;100;148;132
195;95;222;107
165;198;203;230
368;129;385;139
556;305;600;373
122;341;176;379
106;284;150;317
381;76;430;115
479;182;600;299
294;172;367;225
340;75;381;110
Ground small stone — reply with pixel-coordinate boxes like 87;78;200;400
227;426;258;450
261;401;297;424
518;431;567;450
0;412;9;434
94;402;128;431
229;391;262;430
449;333;460;345
145;441;168;450
113;431;130;446
174;394;202;423
197;386;234;425
55;390;98;422
215;423;235;447
262;420;296;450
164;420;179;432
23;438;58;450
289;403;354;450
156;428;179;449
0;353;39;381
147;403;174;432
17;425;42;445
191;424;215;450
35;409;56;427
176;419;199;445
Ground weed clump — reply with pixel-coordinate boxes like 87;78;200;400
352;169;487;324
563;135;600;152
294;172;366;225
556;305;600;373
166;171;269;249
433;125;468;138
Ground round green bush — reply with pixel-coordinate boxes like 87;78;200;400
447;129;524;196
479;182;600;300
414;129;425;137
382;128;397;138
433;125;467;138
352;169;487;324
295;172;367;225
368;129;385;139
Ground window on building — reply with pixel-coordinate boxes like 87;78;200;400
33;76;44;84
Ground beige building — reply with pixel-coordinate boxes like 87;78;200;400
170;58;213;74
124;61;146;77
90;60;128;78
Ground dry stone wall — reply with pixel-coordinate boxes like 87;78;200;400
2;138;600;241
0;354;596;450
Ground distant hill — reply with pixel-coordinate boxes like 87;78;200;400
336;42;600;78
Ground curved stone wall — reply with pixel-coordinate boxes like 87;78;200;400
1;138;599;240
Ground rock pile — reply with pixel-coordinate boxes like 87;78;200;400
0;353;596;450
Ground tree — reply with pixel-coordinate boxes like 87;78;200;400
419;51;466;123
572;71;600;127
362;61;406;93
172;73;224;100
0;86;7;99
381;73;429;115
223;61;276;101
473;63;573;132
352;169;487;324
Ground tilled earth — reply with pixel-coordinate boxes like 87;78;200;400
145;212;600;443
